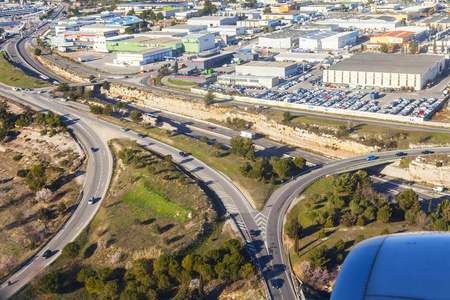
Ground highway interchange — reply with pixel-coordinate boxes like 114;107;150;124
1;7;450;299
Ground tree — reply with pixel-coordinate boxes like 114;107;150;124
156;12;164;20
103;104;114;116
34;48;42;56
62;242;80;259
293;157;306;170
380;44;388;53
307;245;329;270
89;75;95;81
37;271;63;294
433;39;437;53
229;135;255;160
317;228;326;239
174;61;179;73
35;188;52;202
165;154;172;163
354;234;365;244
377;205;392;223
263;5;271;13
397;189;419;212
341;212;356;227
90;105;103;114
356;215;365;226
335;239;345;252
437;199;450;221
324;216;334;228
26;165;46;192
204;90;214;106
286;217;302;239
102;81;111;91
56;82;70;92
127;8;135;16
57;201;67;214
410;41;418;54
380;228;389;235
214;141;222;150
270;156;294;178
434;216;449;230
282;111;291;124
130;110;143;123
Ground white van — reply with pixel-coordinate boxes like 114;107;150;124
433;187;445;193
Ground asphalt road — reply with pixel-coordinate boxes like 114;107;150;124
6;17;450;300
0;85;113;299
261;147;450;298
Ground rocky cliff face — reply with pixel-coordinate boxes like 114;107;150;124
105;83;376;159
373;155;450;187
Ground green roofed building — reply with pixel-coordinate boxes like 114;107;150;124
106;35;183;53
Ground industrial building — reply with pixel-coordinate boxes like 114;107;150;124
161;24;207;34
259;29;309;49
370;30;415;44
0;5;38;17
207;26;247;36
323;53;445;91
104;35;184;53
114;47;173;66
186;16;239;27
275;52;330;62
237;19;279;28
235;61;299;79
115;1;188;13
217;74;279;88
316;16;399;30
299;30;358;50
181;33;215;53
186;51;233;70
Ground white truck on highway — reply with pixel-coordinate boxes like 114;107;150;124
78;55;93;62
240;130;255;139
433;187;445;193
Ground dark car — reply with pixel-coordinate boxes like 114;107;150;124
43;249;52;259
179;151;188;157
421;150;434;155
270;278;280;289
404;181;413;185
250;229;257;237
137;133;144;138
395;152;407;157
90;147;95;152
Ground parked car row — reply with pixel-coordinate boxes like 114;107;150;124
380;97;446;119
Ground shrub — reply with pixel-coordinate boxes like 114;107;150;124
200;136;209;143
377;205;392;223
380;228;389;235
317;228;326;239
62;242;80;259
37;271;63;294
436;161;443;167
354;234;365;244
13;154;22;161
214;142;222;150
40;129;47;136
356;215;365;226
335;239;345;252
17;169;30;177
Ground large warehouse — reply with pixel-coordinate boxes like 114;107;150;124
236;61;299;78
299;30;359;50
217;74;279;88
259;29;310;49
323;53;445;91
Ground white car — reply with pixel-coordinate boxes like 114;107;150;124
60;98;68;102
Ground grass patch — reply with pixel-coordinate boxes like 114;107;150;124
93;115;275;207
123;181;191;221
0;54;49;88
399;157;413;168
167;77;196;86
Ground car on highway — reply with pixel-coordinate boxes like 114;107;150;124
179;151;189;157
124;75;128;78
395;152;407;157
137;133;144;138
60;98;68;102
88;196;95;205
37;90;44;93
42;249;52;259
23;88;31;91
120;127;128;132
270;278;280;289
90;147;95;152
250;229;257;237
12;87;21;91
366;155;377;161
421;150;434;154
206;126;212;130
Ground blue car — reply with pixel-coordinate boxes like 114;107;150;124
366;155;376;161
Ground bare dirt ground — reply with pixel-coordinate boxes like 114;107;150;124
0;102;86;279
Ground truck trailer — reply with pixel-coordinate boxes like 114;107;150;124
240;130;255;139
